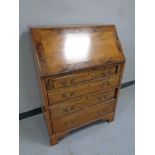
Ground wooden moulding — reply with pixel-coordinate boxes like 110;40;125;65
50;112;115;145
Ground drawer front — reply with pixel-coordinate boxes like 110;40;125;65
47;66;117;90
48;75;119;104
50;89;116;119
52;99;115;133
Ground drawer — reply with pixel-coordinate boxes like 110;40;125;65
52;99;115;133
48;75;119;104
50;89;116;119
47;66;117;90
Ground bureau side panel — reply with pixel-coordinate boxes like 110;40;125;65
40;79;53;136
30;30;53;136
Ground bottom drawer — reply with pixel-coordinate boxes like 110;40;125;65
52;99;115;133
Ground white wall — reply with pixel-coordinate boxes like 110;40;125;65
19;0;135;113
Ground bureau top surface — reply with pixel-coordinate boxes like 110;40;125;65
30;25;125;77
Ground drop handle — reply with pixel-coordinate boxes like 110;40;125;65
61;81;69;86
62;94;69;99
62;92;75;99
101;81;110;87
102;71;109;76
102;72;106;76
98;96;107;101
63;105;74;112
61;79;76;86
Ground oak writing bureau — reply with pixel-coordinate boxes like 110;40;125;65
30;25;126;145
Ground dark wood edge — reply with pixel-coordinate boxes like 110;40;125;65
30;29;49;76
45;63;119;80
19;80;135;120
28;24;115;29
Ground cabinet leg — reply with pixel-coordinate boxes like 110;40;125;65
101;112;115;123
50;135;58;145
107;113;115;123
50;132;68;146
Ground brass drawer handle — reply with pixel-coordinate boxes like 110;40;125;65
62;94;70;99
101;81;110;87
62;92;75;99
98;95;107;101
63;105;74;112
102;71;108;76
61;78;76;86
62;94;67;99
102;69;113;76
70;92;75;97
61;81;68;86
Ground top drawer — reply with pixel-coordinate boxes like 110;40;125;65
46;66;117;90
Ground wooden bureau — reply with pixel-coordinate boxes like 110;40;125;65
30;25;126;145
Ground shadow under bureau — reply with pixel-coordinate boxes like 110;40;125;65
30;25;126;145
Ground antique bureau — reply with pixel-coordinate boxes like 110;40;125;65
30;25;126;145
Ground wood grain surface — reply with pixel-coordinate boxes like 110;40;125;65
30;25;126;145
30;25;125;77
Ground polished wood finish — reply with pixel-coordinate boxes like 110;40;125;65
50;112;115;145
52;99;115;133
48;75;119;104
30;25;125;145
30;25;125;77
47;65;117;90
50;89;116;119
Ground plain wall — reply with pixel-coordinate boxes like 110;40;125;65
19;0;135;113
